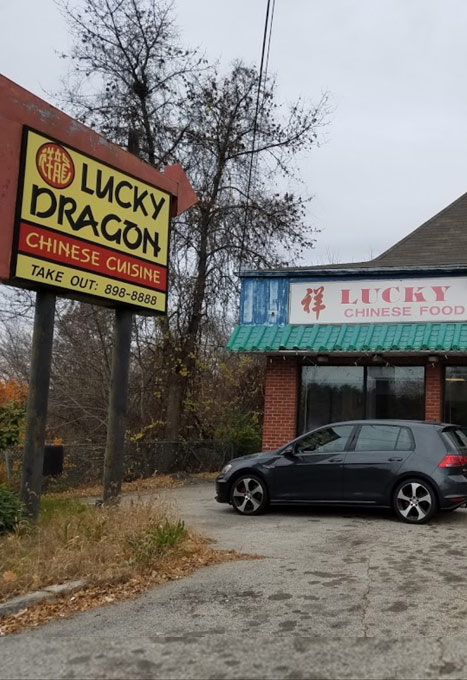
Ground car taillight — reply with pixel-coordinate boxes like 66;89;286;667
439;454;467;467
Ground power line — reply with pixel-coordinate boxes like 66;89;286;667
239;0;276;268
264;0;276;84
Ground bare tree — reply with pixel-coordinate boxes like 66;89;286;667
162;63;328;436
48;0;329;442
58;0;205;166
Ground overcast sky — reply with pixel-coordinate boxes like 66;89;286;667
2;0;467;265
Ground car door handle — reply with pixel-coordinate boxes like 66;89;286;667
388;457;403;462
329;457;343;463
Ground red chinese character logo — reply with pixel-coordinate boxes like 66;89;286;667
301;286;326;320
36;143;75;189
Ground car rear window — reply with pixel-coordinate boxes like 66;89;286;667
441;427;467;451
396;428;413;451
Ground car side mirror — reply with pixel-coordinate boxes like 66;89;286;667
282;444;296;456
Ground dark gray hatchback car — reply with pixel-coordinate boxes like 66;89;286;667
215;420;467;524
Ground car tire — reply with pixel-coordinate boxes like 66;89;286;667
393;478;437;524
230;474;268;516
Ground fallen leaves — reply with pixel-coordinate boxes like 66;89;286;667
44;473;184;501
0;486;261;637
0;544;259;636
191;472;218;480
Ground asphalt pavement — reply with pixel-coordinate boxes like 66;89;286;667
2;482;467;679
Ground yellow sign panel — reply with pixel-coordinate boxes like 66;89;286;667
16;254;166;313
12;128;170;313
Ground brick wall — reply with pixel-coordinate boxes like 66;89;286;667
425;364;443;421
262;359;445;448
262;356;299;450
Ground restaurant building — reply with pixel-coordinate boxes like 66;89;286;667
227;192;467;450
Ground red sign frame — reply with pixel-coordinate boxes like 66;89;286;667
0;76;197;314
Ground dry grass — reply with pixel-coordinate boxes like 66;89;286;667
0;479;259;635
0;495;258;635
0;496;248;605
192;472;219;480
0;498;175;601
0;541;254;636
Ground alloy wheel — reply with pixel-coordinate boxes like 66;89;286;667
231;476;266;515
395;481;434;523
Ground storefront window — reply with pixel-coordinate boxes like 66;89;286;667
444;367;467;425
299;365;425;433
299;366;364;432
366;367;424;420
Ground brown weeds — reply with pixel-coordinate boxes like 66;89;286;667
0;496;257;635
0;497;233;602
0;541;254;636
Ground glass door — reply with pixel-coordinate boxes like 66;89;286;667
366;367;424;420
445;367;467;425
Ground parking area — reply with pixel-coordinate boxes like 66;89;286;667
3;482;467;679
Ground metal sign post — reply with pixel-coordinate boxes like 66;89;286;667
20;289;56;518
103;307;133;502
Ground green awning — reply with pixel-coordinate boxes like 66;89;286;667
227;323;467;353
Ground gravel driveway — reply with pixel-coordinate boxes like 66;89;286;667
2;481;467;679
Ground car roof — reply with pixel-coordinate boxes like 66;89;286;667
321;420;455;429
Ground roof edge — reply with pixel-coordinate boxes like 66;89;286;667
238;264;467;278
373;191;467;263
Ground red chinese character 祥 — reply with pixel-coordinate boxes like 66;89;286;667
300;286;326;320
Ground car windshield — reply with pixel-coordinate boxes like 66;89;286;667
441;427;467;451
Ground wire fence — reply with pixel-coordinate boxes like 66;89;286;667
1;440;237;491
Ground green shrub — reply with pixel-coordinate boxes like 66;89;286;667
153;519;187;550
125;519;187;566
0;485;23;534
215;412;262;458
